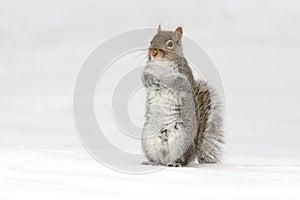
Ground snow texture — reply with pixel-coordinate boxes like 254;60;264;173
0;0;300;199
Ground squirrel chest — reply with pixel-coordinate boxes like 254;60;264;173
142;61;189;164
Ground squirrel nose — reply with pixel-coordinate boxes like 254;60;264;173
151;49;158;57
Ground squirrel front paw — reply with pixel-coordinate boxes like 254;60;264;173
143;73;162;89
163;76;192;92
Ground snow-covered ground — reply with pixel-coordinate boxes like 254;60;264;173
1;145;300;200
1;0;300;199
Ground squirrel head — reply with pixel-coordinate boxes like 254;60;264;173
148;25;183;62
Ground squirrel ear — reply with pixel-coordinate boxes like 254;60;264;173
174;26;183;45
157;24;162;33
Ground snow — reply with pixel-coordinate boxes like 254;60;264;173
1;0;300;199
1;146;300;200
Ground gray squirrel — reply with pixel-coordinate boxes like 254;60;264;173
141;25;224;167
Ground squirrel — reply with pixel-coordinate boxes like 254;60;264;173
141;25;224;167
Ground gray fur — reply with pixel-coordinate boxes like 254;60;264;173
194;81;224;163
141;27;224;167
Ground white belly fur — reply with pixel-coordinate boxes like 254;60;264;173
142;60;192;164
142;87;188;164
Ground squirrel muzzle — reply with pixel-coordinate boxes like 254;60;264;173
149;48;165;60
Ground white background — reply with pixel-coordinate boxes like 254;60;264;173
1;0;300;199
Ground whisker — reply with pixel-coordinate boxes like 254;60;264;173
133;48;149;52
131;52;149;62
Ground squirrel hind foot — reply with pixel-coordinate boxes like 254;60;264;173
166;162;183;167
141;160;161;166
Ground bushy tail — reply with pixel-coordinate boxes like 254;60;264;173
193;80;224;163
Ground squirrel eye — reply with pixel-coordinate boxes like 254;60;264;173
166;40;174;49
